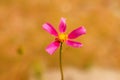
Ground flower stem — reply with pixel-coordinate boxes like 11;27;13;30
59;42;64;80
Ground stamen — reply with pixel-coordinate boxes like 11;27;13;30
58;33;68;42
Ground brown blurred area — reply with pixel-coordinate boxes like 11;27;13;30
0;0;120;80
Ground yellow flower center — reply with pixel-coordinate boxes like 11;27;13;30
58;33;68;42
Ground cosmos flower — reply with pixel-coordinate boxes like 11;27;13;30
42;18;86;55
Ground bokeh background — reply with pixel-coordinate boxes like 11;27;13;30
0;0;120;80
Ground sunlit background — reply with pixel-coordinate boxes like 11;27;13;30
0;0;120;80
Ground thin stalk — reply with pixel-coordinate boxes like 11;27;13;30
59;42;64;80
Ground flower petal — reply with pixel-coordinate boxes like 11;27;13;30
66;40;83;48
68;26;86;39
46;41;60;55
42;23;58;36
59;17;66;33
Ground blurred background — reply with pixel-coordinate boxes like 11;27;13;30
0;0;120;80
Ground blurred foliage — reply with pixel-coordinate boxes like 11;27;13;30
30;61;43;80
17;46;24;55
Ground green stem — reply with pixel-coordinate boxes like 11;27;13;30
59;42;64;80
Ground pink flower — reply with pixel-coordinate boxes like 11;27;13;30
42;18;86;55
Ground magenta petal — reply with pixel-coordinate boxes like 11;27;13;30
43;23;58;36
66;40;83;48
59;17;66;33
46;41;60;55
68;26;86;39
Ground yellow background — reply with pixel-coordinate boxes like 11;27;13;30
0;0;120;80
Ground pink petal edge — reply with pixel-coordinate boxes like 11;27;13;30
46;41;60;55
42;23;58;36
68;26;86;39
66;40;83;48
59;17;66;33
